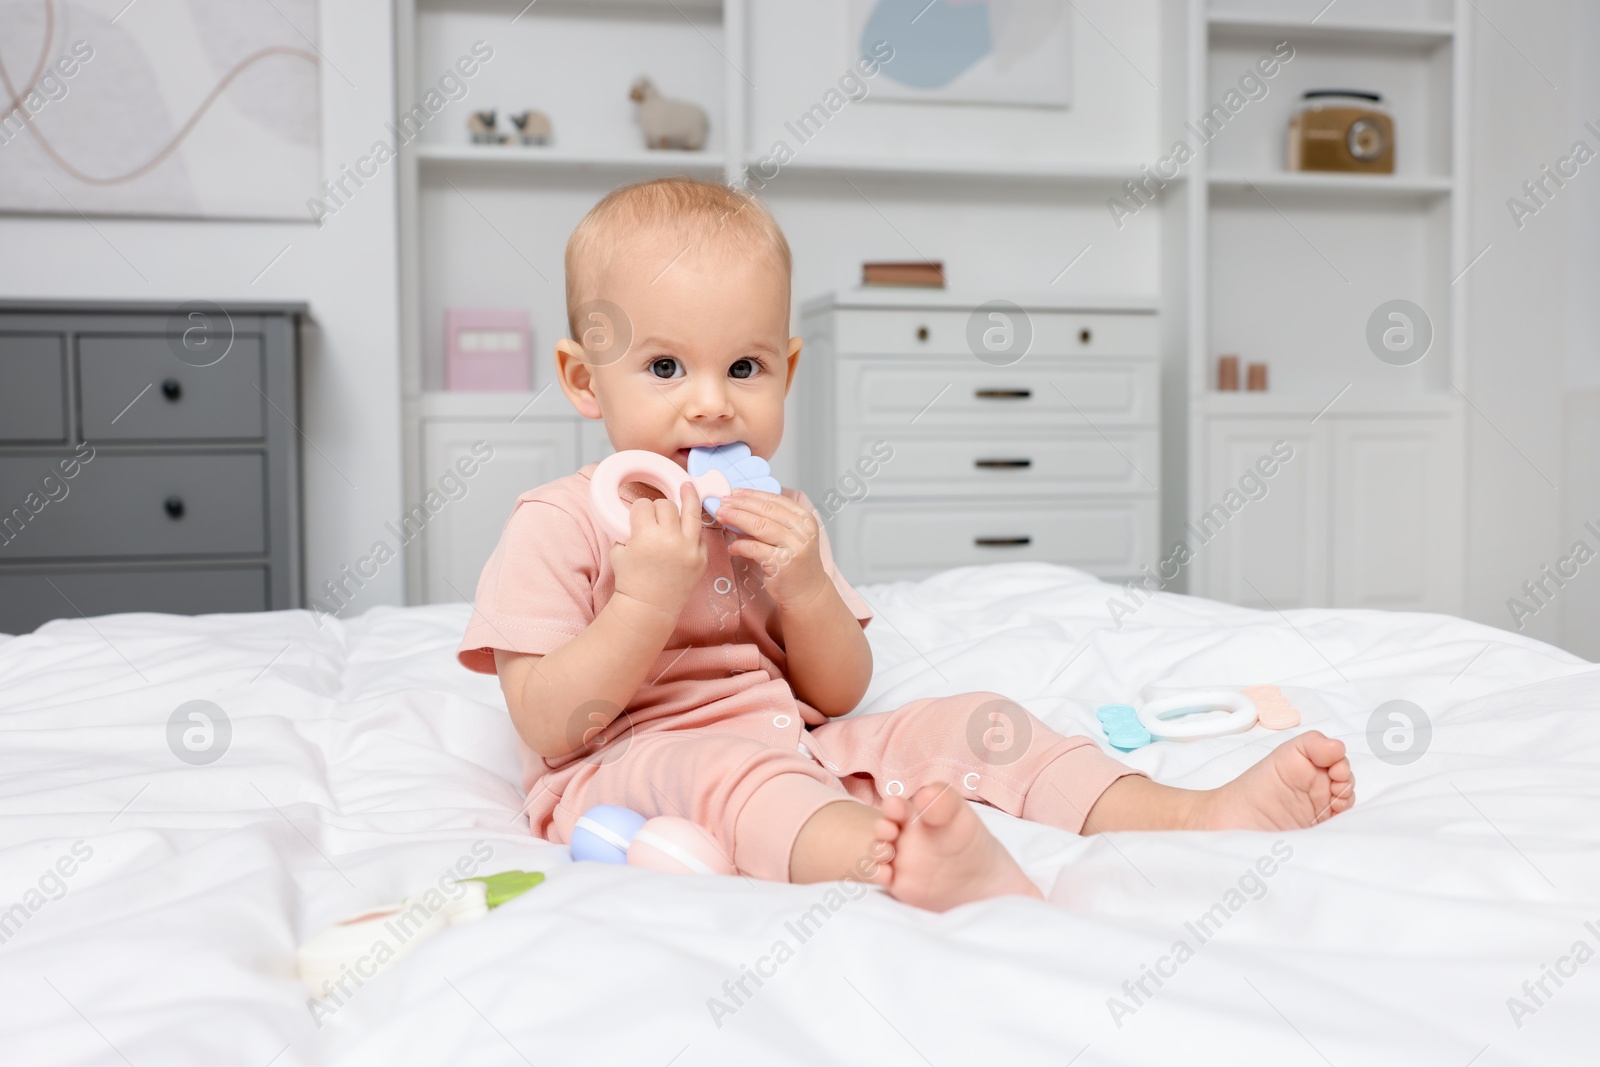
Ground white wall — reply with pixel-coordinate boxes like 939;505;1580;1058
1559;0;1600;659
1462;0;1595;655
0;0;406;615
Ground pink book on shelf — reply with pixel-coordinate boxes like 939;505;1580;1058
445;308;532;391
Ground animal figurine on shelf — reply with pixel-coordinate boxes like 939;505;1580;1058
467;108;509;145
629;77;708;151
508;109;552;146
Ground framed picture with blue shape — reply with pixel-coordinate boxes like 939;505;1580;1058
850;0;1073;107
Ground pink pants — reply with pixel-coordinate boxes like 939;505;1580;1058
546;692;1147;882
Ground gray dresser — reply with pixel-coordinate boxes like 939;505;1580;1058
0;301;306;633
799;290;1160;584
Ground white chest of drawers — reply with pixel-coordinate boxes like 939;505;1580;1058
797;291;1160;584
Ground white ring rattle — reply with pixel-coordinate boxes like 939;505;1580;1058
1136;689;1258;741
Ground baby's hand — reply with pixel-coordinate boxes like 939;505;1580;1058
716;489;829;610
610;482;707;617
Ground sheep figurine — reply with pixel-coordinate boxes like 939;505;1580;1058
629;77;708;151
509;110;552;146
467;108;508;145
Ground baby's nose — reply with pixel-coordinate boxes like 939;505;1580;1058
683;376;734;418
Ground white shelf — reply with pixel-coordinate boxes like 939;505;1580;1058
415;0;721;16
1208;171;1453;197
803;289;1159;314
1207;14;1455;49
412;389;577;421
416;144;728;177
1195;390;1463;417
743;154;1139;186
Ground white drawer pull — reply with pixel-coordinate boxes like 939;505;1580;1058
974;535;1032;547
974;458;1032;469
974;388;1031;400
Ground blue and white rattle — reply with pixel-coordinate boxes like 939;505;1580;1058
1097;689;1261;750
590;442;780;542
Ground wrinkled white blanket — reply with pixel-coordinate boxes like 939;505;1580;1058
0;562;1594;1067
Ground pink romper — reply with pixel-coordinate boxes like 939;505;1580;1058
458;465;1146;882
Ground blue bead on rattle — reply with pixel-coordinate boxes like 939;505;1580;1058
570;804;736;876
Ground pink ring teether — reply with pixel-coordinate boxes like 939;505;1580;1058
589;450;732;544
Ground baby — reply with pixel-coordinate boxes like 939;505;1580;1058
457;177;1356;911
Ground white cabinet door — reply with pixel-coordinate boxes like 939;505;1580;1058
1331;415;1464;613
420;420;577;604
1198;419;1328;609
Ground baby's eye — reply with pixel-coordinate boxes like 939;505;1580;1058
729;358;760;380
649;357;683;379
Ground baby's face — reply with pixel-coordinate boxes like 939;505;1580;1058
558;230;798;469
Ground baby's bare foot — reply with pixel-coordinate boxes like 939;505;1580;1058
1194;730;1356;831
879;784;1042;912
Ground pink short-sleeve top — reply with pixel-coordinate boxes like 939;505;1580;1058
457;464;873;788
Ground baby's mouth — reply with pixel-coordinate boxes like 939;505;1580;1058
677;442;730;459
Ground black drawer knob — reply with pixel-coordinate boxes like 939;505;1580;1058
164;495;186;519
1079;328;1092;344
161;378;182;401
916;325;929;341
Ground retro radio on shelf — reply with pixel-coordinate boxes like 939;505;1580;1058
1288;90;1395;174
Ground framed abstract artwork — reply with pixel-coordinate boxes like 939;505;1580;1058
850;0;1072;108
0;0;323;219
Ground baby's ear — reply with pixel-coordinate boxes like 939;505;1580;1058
554;339;603;419
783;335;803;393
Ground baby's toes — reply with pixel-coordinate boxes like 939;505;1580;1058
858;842;893;886
880;795;910;826
1300;730;1347;769
1310;779;1335;823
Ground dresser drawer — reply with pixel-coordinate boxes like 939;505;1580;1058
0;565;268;634
0;453;266;559
837;359;1158;426
831;308;1157;357
830;498;1157;581
79;335;265;441
845;430;1158;497
0;334;67;442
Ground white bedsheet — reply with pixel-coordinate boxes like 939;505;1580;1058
0;562;1595;1067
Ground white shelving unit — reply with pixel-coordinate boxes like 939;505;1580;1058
393;0;1156;604
1169;0;1470;613
394;0;750;603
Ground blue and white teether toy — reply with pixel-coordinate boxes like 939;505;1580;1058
589;442;781;542
1135;689;1259;741
1096;704;1153;751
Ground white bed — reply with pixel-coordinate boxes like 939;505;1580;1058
1;562;1595;1066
